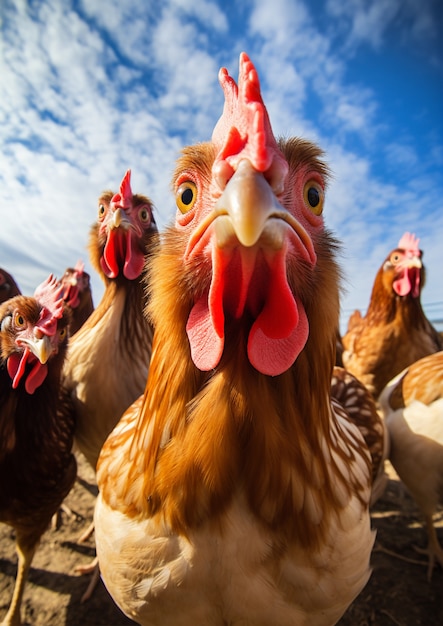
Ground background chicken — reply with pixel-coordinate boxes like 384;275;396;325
0;269;21;304
342;233;442;398
0;276;76;626
59;170;157;597
62;169;157;471
379;351;443;580
59;260;94;335
95;53;375;626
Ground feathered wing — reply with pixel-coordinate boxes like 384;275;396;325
331;366;389;505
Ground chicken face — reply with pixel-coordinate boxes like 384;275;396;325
383;232;423;297
96;170;156;280
60;260;90;309
0;276;69;394
173;54;329;376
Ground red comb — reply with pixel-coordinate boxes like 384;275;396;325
212;52;288;188
398;232;420;253
33;274;64;336
111;170;132;208
74;259;85;275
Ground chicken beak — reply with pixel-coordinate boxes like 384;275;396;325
111;207;130;230
27;334;53;364
407;256;422;269
214;159;283;247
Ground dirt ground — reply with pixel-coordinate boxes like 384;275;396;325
0;452;442;626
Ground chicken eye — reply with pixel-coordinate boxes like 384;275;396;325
98;204;106;218
139;206;151;223
58;327;67;341
390;252;401;264
176;182;197;213
303;181;324;216
14;312;25;328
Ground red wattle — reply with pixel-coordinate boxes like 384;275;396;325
101;230;145;280
393;270;411;297
7;350;48;394
186;243;308;376
248;298;309;376
186;295;224;371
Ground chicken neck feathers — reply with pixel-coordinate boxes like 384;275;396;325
63;277;153;469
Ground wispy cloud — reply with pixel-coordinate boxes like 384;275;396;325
325;0;440;53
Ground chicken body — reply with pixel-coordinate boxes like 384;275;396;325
96;466;371;626
342;234;442;398
0;278;76;626
379;351;443;579
95;54;374;626
62;171;157;469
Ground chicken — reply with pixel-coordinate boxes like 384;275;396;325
94;53;375;626
62;169;157;471
59;260;94;335
59;170;157;598
342;233;442;398
379;351;443;580
0;269;21;304
0;276;76;626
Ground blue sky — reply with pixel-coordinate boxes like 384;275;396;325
1;0;442;331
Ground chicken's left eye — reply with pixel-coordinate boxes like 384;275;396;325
176;182;197;213
139;207;151;223
303;181;324;216
59;327;67;340
14;313;25;327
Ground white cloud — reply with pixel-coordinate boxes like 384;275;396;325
325;0;440;53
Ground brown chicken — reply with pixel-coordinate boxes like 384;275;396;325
342;233;442;398
379;351;443;580
94;53;375;626
0;276;76;626
62;170;157;471
0;269;21;304
59;260;94;335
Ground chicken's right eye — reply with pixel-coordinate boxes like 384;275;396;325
98;204;106;218
176;182;197;213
